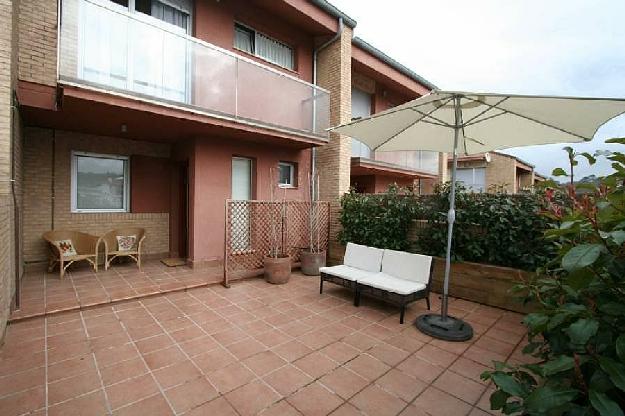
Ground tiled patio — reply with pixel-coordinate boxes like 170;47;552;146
0;272;530;416
11;261;223;320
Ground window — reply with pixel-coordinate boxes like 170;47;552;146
234;23;295;70
351;87;373;158
71;152;130;212
278;162;296;187
456;167;486;192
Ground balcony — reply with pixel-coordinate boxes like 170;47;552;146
58;0;330;140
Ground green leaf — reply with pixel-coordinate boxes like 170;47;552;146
590;390;624;416
606;137;625;144
566;318;599;345
524;313;549;332
489;389;510;410
492;373;527;397
599;302;625;316
541;355;575;376
561;244;603;272
599;357;625;392
565;269;596;291
617;335;625;362
608;230;625;245
552;167;568;177
581;152;597;165
525;386;578;414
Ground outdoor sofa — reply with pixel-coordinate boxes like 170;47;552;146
319;242;433;323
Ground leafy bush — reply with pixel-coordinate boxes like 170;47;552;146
338;185;419;250
415;183;557;271
483;141;625;415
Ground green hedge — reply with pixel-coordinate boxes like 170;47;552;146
338;183;557;271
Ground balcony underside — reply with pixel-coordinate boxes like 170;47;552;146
19;82;327;149
351;157;438;180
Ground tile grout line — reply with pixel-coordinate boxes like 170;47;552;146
78;310;114;415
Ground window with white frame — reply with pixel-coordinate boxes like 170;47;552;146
456;167;486;192
278;162;296;187
234;23;295;70
71;152;130;212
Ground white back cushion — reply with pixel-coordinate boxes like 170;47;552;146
381;249;432;284
344;243;384;273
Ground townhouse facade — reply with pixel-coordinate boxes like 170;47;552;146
449;151;545;193
0;0;438;337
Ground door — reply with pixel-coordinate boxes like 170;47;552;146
231;157;252;251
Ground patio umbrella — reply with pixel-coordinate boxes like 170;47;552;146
330;90;625;341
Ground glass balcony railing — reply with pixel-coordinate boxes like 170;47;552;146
59;0;330;138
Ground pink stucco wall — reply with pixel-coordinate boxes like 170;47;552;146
186;137;310;265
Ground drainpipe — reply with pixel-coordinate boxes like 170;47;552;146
10;93;20;310
311;17;344;182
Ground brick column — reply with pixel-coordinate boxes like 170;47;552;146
315;27;352;264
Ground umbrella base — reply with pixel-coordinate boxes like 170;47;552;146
415;313;473;342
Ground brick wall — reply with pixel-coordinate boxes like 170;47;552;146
23;128;171;268
0;0;21;342
18;0;58;86
485;153;516;193
315;28;352;263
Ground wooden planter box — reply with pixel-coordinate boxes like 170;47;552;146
330;243;536;314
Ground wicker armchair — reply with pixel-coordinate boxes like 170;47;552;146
99;228;146;270
42;230;99;279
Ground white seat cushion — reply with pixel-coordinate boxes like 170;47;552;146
381;249;432;285
358;273;427;295
319;265;379;282
344;243;384;273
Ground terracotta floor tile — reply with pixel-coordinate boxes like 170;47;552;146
153;360;203;389
243;350;287;376
164;377;218;413
0;386;45;416
376;368;426;402
227;338;267;360
106;373;160;410
319;367;369;400
350;384;406;416
294;351;339;379
48;369;102;405
287;382;344;416
474;336;517;356
341;332;379;352
213;327;249;346
263;364;313;396
272;340;313;362
412;387;473;416
255;329;293;348
433;370;487;404
0;366;45;397
259;400;301;416
186;396;238;416
413;344;458;368
113;393;174;416
320;342;360;364
177;335;219;357
48;389;108;416
192;347;235;373
135;334;174;355
208;362;256;393
47;354;96;382
397;355;445;383
225;380;280;416
344;354;390;381
385;333;426;353
368;342;411;367
94;343;140;368
463;345;508;368
100;356;149;386
143;345;186;370
297;330;336;350
449;357;492;385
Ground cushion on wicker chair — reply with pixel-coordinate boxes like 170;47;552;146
343;242;384;273
381;249;432;285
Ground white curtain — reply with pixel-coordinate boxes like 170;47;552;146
255;33;294;70
234;26;254;54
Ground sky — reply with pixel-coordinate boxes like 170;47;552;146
329;0;625;179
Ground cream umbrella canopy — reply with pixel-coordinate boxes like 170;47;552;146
330;91;625;341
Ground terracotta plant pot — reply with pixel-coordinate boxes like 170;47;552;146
263;255;291;284
300;250;326;276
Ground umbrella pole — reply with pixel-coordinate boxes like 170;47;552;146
414;95;473;341
441;102;460;320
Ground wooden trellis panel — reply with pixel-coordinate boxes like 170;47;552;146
224;200;330;285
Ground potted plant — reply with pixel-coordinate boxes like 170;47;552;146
264;167;291;284
300;172;326;275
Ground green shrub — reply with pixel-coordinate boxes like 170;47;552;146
415;183;557;271
338;185;419;250
483;141;625;415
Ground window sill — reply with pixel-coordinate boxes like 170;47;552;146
278;185;297;190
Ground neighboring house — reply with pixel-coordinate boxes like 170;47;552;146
0;0;444;333
448;152;544;193
349;38;440;194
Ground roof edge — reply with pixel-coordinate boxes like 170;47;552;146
309;0;357;28
352;37;438;91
